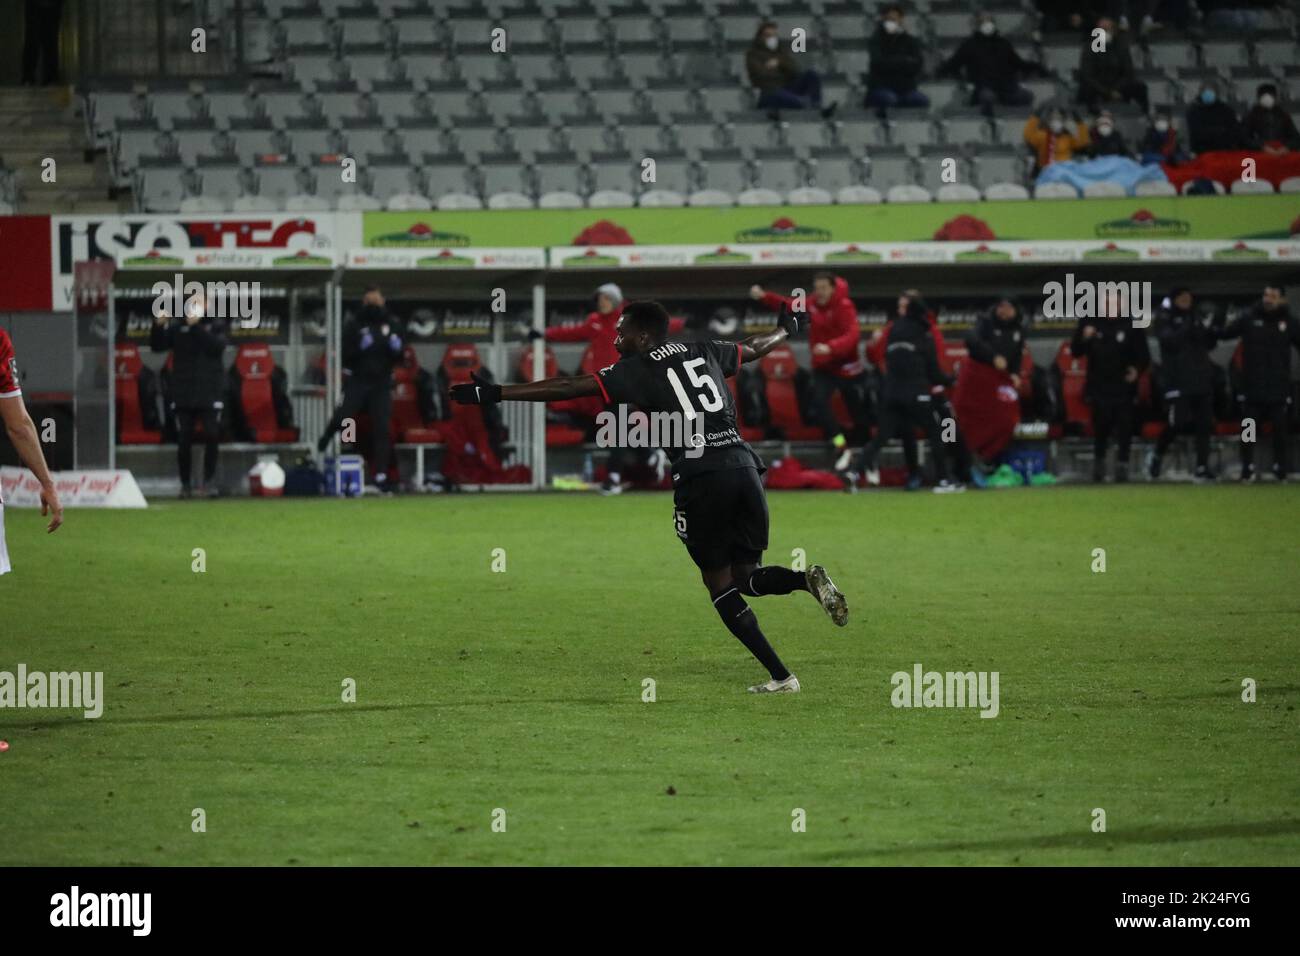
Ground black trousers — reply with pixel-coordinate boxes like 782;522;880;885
22;0;62;84
1155;392;1212;469
318;378;393;475
1241;400;1290;474
1092;396;1135;466
864;395;949;481
808;370;866;442
175;405;221;488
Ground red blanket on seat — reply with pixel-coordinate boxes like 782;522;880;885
952;359;1021;461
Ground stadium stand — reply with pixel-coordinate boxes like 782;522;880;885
63;0;1298;213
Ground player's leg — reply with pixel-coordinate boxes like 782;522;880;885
810;370;850;467
677;470;796;692
175;407;196;496
0;503;11;575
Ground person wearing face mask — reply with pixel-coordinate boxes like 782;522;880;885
1138;110;1189;165
1076;16;1148;114
937;12;1048;112
1023;107;1090;173
1186;82;1244;154
1216;285;1300;482
745;20;836;119
864;5;929;111
1087;109;1131;157
317;286;404;492
1242;83;1300;154
1148;288;1219;483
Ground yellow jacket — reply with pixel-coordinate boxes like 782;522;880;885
1023;116;1090;168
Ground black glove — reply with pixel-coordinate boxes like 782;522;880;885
776;303;804;336
450;371;502;405
525;327;543;342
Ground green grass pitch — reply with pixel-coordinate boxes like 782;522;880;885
2;485;1298;866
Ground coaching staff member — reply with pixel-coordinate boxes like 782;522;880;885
1069;298;1150;483
1149;288;1217;482
1217;284;1300;481
152;297;227;498
317;287;403;490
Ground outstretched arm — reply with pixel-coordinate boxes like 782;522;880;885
738;327;789;364
451;371;601;405
738;303;802;363
502;374;602;402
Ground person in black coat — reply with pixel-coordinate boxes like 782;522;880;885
1070;300;1151;482
151;296;228;497
864;5;929;110
1186;82;1243;154
316;286;404;490
1148;288;1218;481
966;297;1027;384
1217;285;1300;481
1242;83;1300;153
851;292;959;491
938;13;1047;111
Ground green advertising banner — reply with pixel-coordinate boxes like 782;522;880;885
363;195;1299;249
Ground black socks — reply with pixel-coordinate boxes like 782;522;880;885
713;586;791;681
739;566;809;597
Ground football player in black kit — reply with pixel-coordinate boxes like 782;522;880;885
450;300;848;694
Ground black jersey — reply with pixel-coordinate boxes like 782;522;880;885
593;339;763;481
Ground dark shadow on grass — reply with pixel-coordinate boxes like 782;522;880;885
3;698;619;731
805;818;1300;863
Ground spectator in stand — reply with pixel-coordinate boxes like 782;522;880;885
1148;288;1218;483
1087;109;1131;157
846;292;960;493
1242;83;1300;154
864;5;928;111
750;273;865;471
1216;285;1300;482
1035;0;1104;35
746;20;836;119
317;286;403;493
1024;107;1090;172
1077;16;1148;114
1069;292;1151;482
1138;110;1189;165
21;0;63;85
1200;0;1268;32
938;11;1048;112
1186;81;1244;154
151;295;228;498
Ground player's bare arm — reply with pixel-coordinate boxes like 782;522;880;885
739;303;803;364
450;371;601;405
0;394;63;532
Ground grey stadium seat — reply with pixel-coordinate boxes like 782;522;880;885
697;149;752;194
972;145;1026;188
477;160;534;199
865;146;915;192
752;149;807;193
807;147;868;192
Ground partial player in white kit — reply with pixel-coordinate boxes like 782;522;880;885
0;327;63;573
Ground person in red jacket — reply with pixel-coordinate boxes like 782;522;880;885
530;282;684;493
750;272;864;469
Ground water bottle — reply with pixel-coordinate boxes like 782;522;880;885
582;453;594;483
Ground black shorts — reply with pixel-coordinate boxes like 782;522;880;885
672;466;769;571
